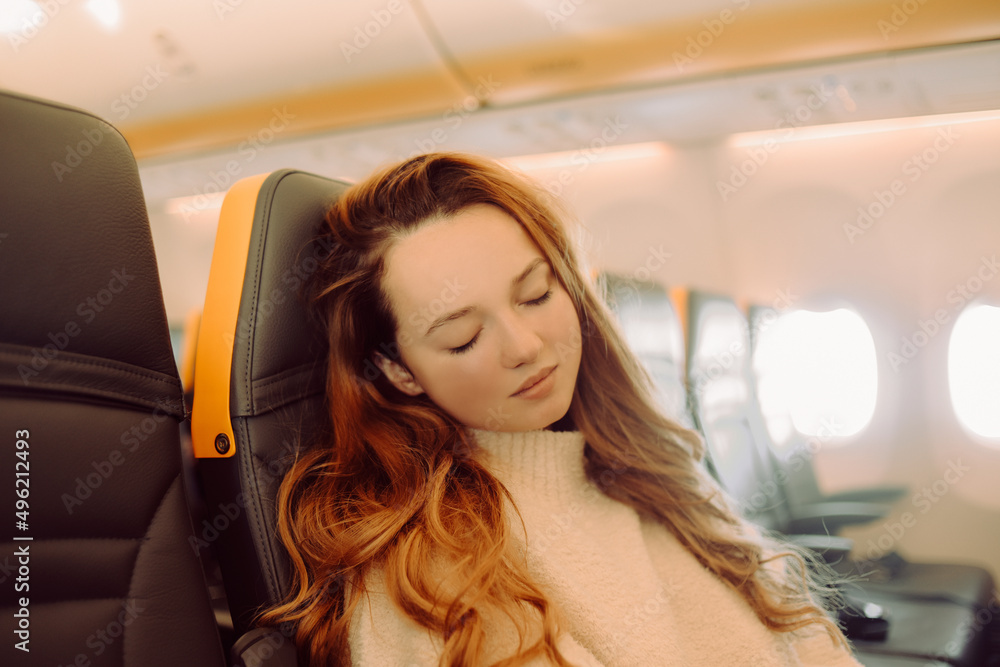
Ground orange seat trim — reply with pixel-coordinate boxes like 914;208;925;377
192;173;270;458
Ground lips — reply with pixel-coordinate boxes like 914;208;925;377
511;365;556;397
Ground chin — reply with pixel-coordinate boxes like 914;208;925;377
528;396;575;432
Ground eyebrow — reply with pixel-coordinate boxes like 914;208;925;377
423;257;547;337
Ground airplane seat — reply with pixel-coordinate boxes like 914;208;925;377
679;289;991;666
177;308;238;649
191;170;350;666
597;272;692;429
0;90;225;666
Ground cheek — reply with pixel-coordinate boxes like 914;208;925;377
416;354;503;412
548;295;583;354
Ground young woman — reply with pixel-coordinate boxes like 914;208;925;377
260;152;861;666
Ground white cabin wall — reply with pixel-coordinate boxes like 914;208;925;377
513;147;732;295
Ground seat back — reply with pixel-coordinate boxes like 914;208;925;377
0;90;224;666
681;290;795;531
191;170;349;638
598;273;692;427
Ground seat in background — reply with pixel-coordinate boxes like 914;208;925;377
677;288;992;667
597;272;692;428
0;89;225;667
594;278;988;665
190;170;350;665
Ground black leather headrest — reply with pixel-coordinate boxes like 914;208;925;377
0;89;181;414
194;170;349;635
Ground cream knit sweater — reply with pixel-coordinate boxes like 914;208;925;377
348;429;863;666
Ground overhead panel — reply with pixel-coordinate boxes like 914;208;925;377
419;0;1000;106
115;0;469;158
4;0;997;159
0;0;469;158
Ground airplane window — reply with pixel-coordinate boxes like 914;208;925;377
948;303;1000;440
752;308;877;446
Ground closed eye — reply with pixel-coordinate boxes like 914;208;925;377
448;290;550;354
524;289;552;306
448;330;481;355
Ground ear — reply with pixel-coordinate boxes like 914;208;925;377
373;352;424;396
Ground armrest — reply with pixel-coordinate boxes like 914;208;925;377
823;485;907;506
785;534;855;564
786;501;889;535
231;627;299;667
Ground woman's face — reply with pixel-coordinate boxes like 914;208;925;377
376;204;582;432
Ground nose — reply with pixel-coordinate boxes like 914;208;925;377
498;312;543;368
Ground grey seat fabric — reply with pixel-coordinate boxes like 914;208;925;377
0;89;225;666
599;273;692;429
192;170;349;643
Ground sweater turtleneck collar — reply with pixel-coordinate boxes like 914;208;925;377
470;428;590;504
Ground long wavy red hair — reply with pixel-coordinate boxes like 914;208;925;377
259;152;846;665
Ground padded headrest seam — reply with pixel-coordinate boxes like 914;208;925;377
239;362;325;417
0;343;184;416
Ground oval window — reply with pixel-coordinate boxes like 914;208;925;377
948;303;1000;441
753;308;878;447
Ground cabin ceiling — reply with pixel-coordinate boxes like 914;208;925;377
1;0;999;160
